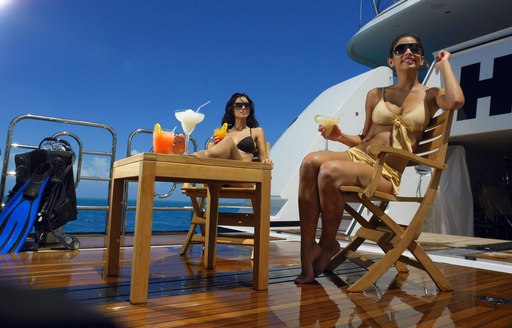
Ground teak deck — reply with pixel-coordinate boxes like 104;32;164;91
1;233;512;327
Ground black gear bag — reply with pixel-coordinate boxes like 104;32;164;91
7;137;79;250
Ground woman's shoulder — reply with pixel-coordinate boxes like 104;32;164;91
251;126;266;138
367;87;383;97
365;87;383;109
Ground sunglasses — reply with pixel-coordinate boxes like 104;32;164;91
393;43;423;56
233;102;250;109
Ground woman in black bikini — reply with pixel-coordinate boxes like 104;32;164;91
194;92;272;165
294;34;465;284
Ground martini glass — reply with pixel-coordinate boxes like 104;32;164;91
174;109;205;154
314;115;340;150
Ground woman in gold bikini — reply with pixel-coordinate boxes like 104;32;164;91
294;34;465;284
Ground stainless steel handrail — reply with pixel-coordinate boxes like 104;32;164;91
0;114;117;232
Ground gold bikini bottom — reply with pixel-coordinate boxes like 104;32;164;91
347;147;401;195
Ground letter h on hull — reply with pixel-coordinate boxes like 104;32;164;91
458;53;512;121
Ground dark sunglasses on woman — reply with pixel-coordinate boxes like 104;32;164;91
393;43;423;56
233;102;250;109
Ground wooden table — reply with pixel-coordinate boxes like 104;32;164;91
104;153;272;304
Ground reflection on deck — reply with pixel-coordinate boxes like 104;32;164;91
1;232;512;326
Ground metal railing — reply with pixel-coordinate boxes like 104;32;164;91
0;114;117;232
0;115;204;234
359;0;403;28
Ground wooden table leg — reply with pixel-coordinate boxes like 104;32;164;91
204;183;220;269
253;173;271;290
105;178;124;276
129;162;156;304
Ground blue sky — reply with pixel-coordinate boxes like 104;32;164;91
0;0;374;197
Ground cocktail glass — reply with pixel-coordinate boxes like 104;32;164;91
213;123;228;141
314;115;340;150
174;109;205;154
153;124;174;154
172;133;186;155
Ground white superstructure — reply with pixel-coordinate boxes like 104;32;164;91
270;1;512;239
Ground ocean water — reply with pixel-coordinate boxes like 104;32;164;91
63;198;253;234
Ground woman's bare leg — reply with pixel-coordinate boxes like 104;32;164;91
295;152;322;284
195;136;254;187
194;136;243;160
314;160;393;276
295;151;351;284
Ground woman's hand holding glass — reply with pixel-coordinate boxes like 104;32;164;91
314;115;340;150
211;135;223;145
318;124;341;142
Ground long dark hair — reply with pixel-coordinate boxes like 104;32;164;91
221;92;260;128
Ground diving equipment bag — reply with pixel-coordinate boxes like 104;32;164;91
5;137;79;250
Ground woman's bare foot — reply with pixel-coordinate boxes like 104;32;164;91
313;241;341;277
294;243;322;284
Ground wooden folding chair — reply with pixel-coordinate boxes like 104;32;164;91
180;142;270;257
327;110;455;292
180;186;257;256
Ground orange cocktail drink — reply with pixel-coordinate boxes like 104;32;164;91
213;123;228;140
153;123;175;154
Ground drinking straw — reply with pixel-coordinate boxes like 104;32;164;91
196;100;211;112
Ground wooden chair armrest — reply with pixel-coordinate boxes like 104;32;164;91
366;145;447;170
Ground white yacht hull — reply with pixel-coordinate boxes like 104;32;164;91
270;19;512;238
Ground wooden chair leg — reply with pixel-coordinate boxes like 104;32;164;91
328;236;370;270
179;221;198;255
180;196;206;255
378;241;409;273
181;189;258;259
407;240;453;291
330;202;409;281
347;238;411;292
328;204;381;270
361;200;409;273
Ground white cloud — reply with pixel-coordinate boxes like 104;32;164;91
79;156;110;178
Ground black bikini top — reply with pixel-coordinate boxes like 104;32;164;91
237;128;258;155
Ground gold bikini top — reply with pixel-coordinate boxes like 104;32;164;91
372;87;429;152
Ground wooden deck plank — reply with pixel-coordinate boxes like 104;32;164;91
1;234;512;327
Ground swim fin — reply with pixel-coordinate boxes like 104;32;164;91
0;162;53;253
